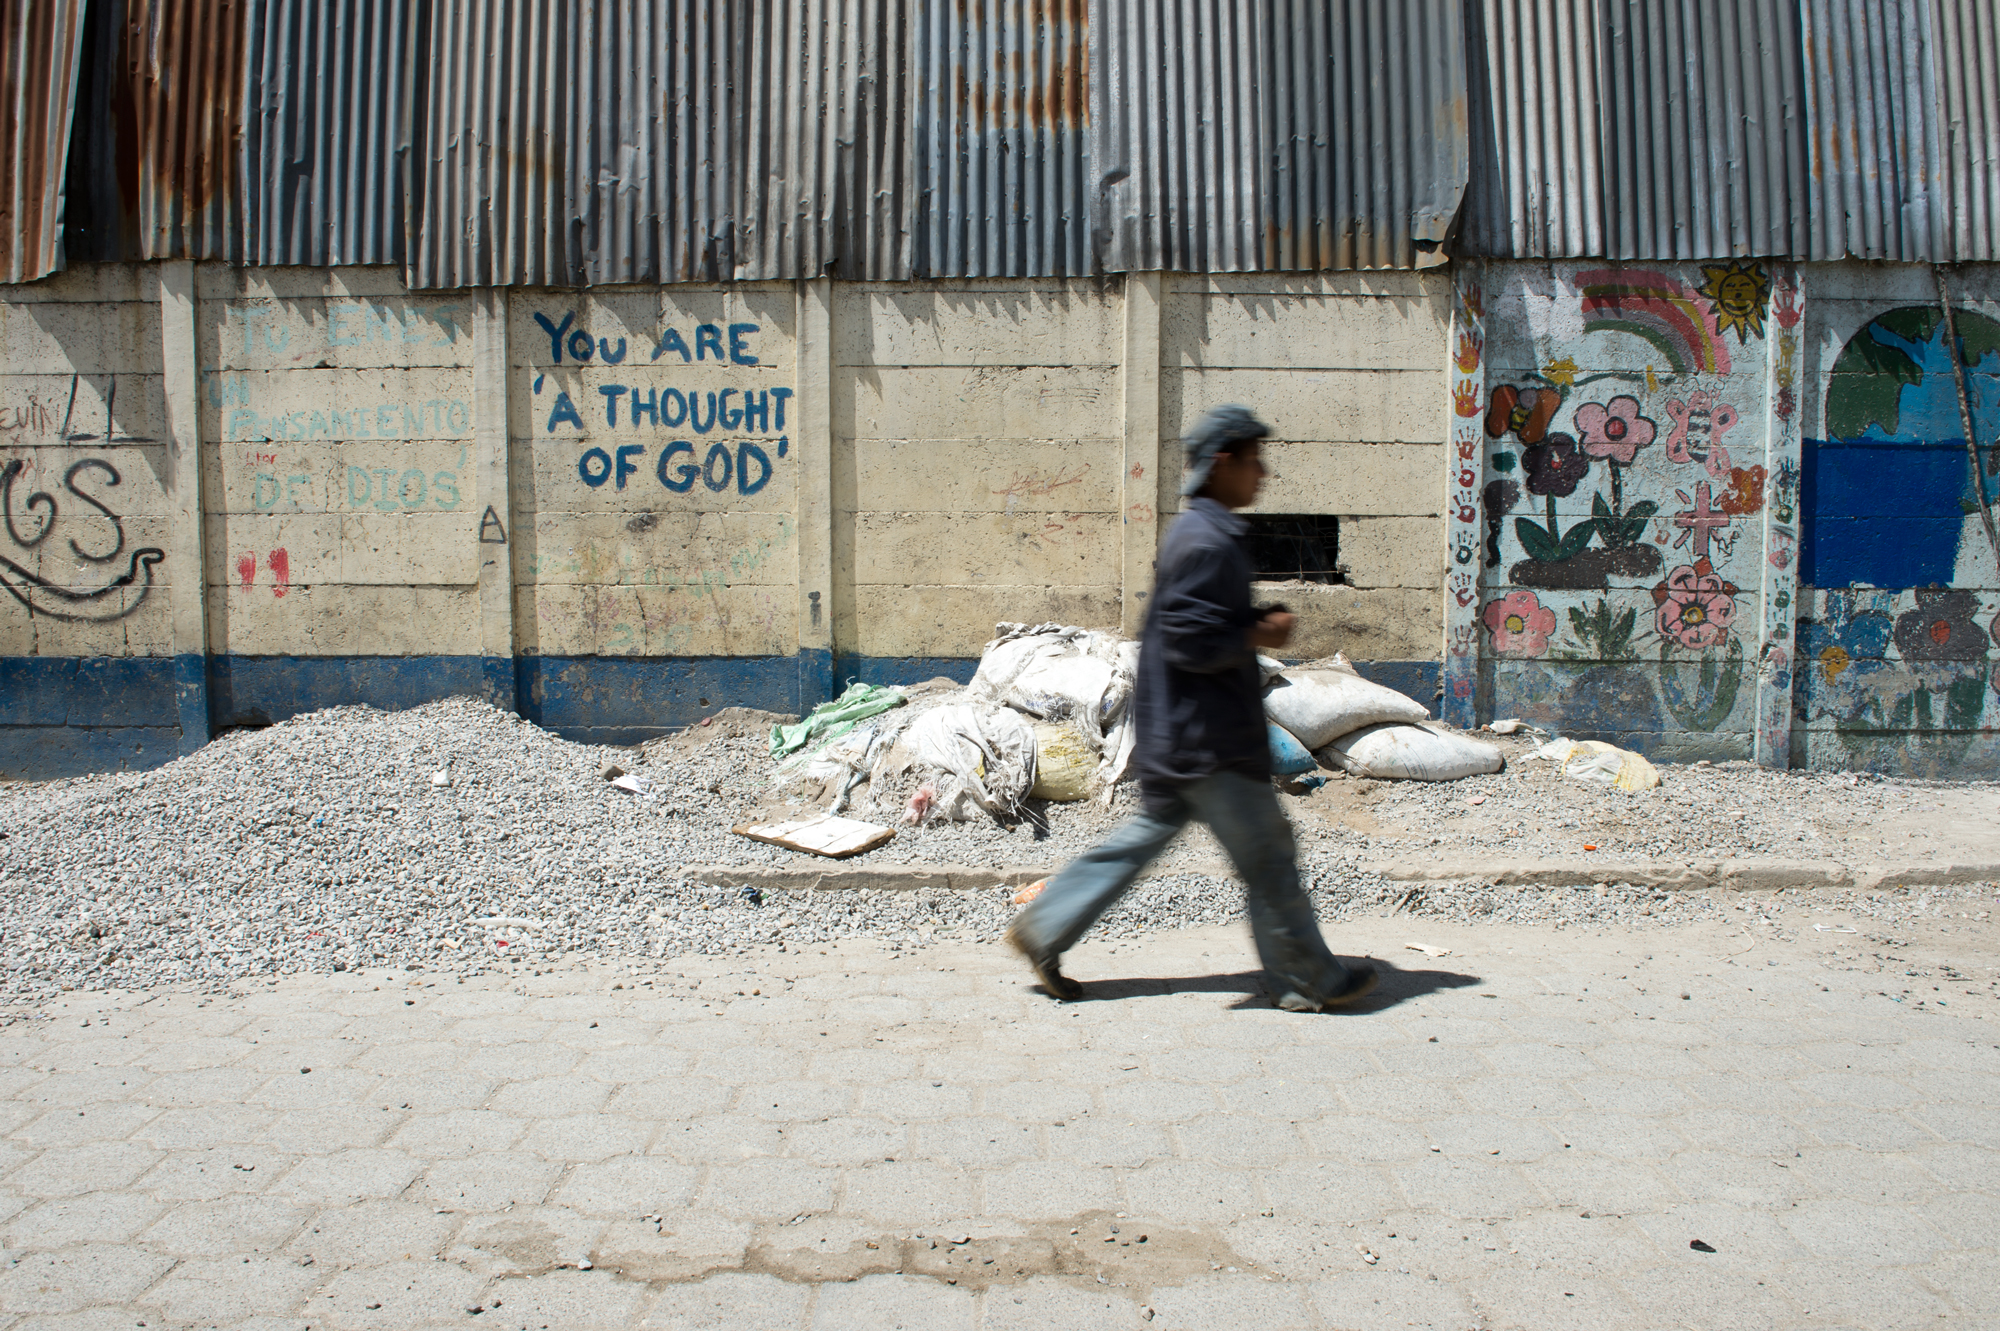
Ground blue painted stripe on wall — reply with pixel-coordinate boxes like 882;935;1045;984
0;656;176;727
519;656;811;744
0;727;181;780
208;656;495;728
0;653;1449;777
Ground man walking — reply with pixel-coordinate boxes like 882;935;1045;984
1005;405;1377;1011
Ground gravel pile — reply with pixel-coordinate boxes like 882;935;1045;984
0;696;1993;1001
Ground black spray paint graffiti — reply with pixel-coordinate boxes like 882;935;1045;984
0;457;165;622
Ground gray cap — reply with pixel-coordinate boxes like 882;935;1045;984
1180;404;1271;496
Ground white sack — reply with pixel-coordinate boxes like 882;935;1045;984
1263;667;1431;751
1527;737;1661;792
966;622;1139;800
902;701;1038;820
1318;723;1503;782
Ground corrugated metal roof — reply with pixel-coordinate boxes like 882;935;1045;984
14;0;1998;282
1802;0;1941;262
1093;0;1466;273
410;0;913;290
1464;0;1811;260
1462;0;1606;259
1263;0;1467;270
241;0;416;267
912;0;1088;278
0;0;88;283
739;0;913;281
1932;0;1999;261
1598;0;1809;260
63;0;245;262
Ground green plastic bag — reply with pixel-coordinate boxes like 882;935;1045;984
769;683;907;760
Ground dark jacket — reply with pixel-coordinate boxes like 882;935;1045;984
1130;497;1269;794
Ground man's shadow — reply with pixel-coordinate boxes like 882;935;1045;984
1047;960;1482;1013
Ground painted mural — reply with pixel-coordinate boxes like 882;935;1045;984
1797;283;2000;775
1452;260;1800;761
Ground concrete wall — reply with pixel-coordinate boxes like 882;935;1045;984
1793;264;2000;776
1;265;1446;774
1446;259;2000;777
0;265;191;776
1166;273;1451;699
14;258;1992;778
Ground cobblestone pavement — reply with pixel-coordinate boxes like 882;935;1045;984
0;902;1995;1330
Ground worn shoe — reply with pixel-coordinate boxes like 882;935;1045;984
1276;962;1379;1013
1004;924;1084;1001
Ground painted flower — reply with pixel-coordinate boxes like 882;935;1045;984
1484;385;1560;443
1573;396;1657;465
1893;587;1988;662
1521;432;1590;497
1717;465;1766;517
1544;357;1579;387
1651;558;1738;650
1663;390;1738;477
1483;590;1556;657
1798;589;1895;712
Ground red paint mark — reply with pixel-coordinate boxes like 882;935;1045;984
268;548;290;598
1130;463;1145;479
236;552;256;589
1931;619;1953;646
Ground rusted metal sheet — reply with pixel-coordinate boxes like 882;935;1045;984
0;0;89;283
64;0;246;262
1091;0;1464;274
1464;0;1810;260
241;0;416;267
912;0;1089;277
1933;0;2000;261
410;0;913;289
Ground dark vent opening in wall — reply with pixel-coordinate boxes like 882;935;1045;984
1242;515;1342;584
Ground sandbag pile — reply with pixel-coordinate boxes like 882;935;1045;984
771;631;1500;820
1262;654;1502;782
769;622;1140;824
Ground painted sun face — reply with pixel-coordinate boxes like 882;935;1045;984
1714;272;1760;319
1698;260;1771;343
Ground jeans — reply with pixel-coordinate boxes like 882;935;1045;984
1009;770;1354;1005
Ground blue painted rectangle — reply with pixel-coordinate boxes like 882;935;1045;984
1801;440;1972;588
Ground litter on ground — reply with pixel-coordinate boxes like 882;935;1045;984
731;814;896;858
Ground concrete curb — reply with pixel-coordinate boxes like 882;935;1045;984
1366;857;2000;892
690;864;1050;892
692;857;2000;894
